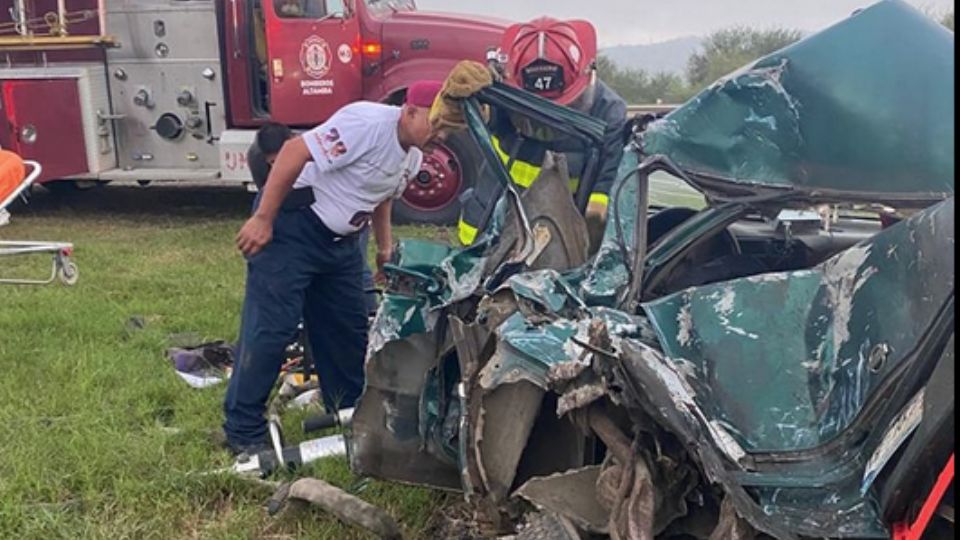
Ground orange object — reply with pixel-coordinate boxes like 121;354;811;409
0;149;26;206
361;41;382;57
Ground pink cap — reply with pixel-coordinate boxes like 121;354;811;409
405;80;443;108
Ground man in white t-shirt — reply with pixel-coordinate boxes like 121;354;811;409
223;81;444;455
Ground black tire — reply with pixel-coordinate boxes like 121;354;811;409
393;131;481;226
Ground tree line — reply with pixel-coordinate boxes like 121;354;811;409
600;10;954;105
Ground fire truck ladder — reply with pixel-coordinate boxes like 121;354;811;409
0;0;116;50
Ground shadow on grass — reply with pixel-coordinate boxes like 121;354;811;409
12;184;256;221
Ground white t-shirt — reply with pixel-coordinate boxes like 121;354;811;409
295;102;423;235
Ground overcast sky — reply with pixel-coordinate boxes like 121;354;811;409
417;0;954;45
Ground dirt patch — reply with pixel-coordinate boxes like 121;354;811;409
424;496;496;540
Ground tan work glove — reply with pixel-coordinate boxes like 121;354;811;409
429;60;494;132
585;197;609;255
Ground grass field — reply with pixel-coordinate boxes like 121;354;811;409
0;175;703;538
0;185;455;539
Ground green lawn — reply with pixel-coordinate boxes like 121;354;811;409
0;176;704;539
0;185;453;539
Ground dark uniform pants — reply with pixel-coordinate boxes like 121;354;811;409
358;226;378;315
223;206;367;447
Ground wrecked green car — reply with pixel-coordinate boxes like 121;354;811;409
347;1;954;538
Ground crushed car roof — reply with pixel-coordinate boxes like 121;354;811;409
641;0;955;204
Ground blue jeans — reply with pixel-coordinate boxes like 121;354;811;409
223;207;368;446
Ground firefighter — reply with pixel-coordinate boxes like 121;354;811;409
456;17;628;249
223;81;445;456
247;123;377;315
247;122;292;191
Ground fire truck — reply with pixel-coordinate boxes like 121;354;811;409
0;1;509;223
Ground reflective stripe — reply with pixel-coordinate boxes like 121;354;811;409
589;192;609;207
460;136;591;246
458;217;479;246
491;136;583;192
491;136;541;188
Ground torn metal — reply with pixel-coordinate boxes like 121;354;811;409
347;1;955;539
642;0;954;204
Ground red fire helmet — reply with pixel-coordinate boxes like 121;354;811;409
499;17;598;106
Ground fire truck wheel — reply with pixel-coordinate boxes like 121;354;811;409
393;131;478;226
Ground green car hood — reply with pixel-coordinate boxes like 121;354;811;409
642;0;954;204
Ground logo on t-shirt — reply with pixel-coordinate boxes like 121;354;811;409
312;127;348;164
300;35;332;79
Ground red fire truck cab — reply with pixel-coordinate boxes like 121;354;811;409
0;0;509;223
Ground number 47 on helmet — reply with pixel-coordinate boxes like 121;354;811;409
499;17;599;108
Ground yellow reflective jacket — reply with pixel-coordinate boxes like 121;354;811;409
457;81;626;246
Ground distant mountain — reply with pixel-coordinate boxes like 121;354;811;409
601;36;703;75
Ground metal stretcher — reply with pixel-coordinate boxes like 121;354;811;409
0;150;78;285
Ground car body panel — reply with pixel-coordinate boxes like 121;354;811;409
642;0;954;204
346;2;956;537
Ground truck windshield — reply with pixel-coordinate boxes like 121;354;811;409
274;0;347;18
365;0;415;16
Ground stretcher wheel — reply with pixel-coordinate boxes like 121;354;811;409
58;261;79;285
